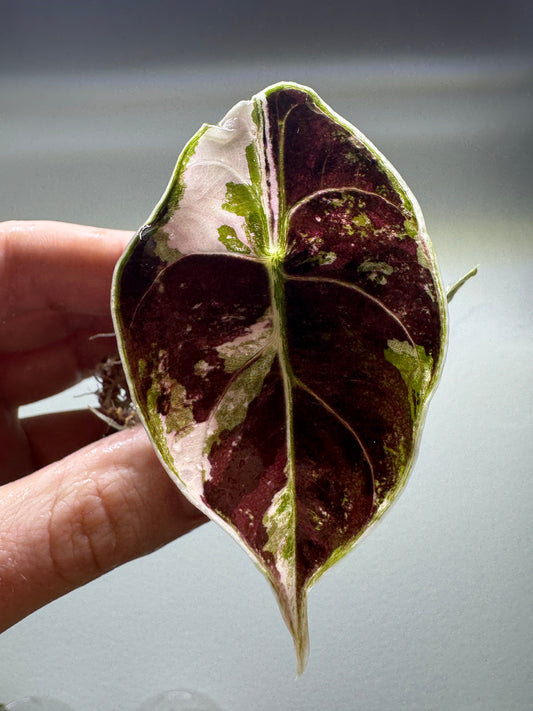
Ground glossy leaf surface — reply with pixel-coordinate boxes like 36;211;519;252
112;82;448;673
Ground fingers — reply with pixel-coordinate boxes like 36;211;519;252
0;222;197;631
0;220;132;321
0;220;132;407
0;406;33;485
1;408;109;485
0;328;117;407
0;426;207;632
21;410;110;472
0;309;114;354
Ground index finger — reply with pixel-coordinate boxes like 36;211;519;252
0;220;132;319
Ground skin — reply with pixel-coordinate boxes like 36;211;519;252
0;221;207;633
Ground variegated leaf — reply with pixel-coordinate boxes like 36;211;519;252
112;82;448;673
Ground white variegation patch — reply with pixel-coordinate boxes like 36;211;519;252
255;91;281;254
165;419;214;496
164;100;258;255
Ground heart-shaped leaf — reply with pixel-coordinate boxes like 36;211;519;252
112;82;447;673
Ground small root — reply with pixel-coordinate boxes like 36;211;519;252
92;356;140;431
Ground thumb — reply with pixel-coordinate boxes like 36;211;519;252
0;426;206;632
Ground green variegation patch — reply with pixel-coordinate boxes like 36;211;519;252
384;340;434;420
215;309;273;372
217;225;251;254
204;347;276;455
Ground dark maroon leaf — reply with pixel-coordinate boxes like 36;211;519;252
112;82;448;672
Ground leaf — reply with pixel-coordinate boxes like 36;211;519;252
112;82;448;673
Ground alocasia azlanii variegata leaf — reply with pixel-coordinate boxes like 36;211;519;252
112;82;448;673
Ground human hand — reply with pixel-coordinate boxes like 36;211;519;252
0;221;206;632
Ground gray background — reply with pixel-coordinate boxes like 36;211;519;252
1;1;532;709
